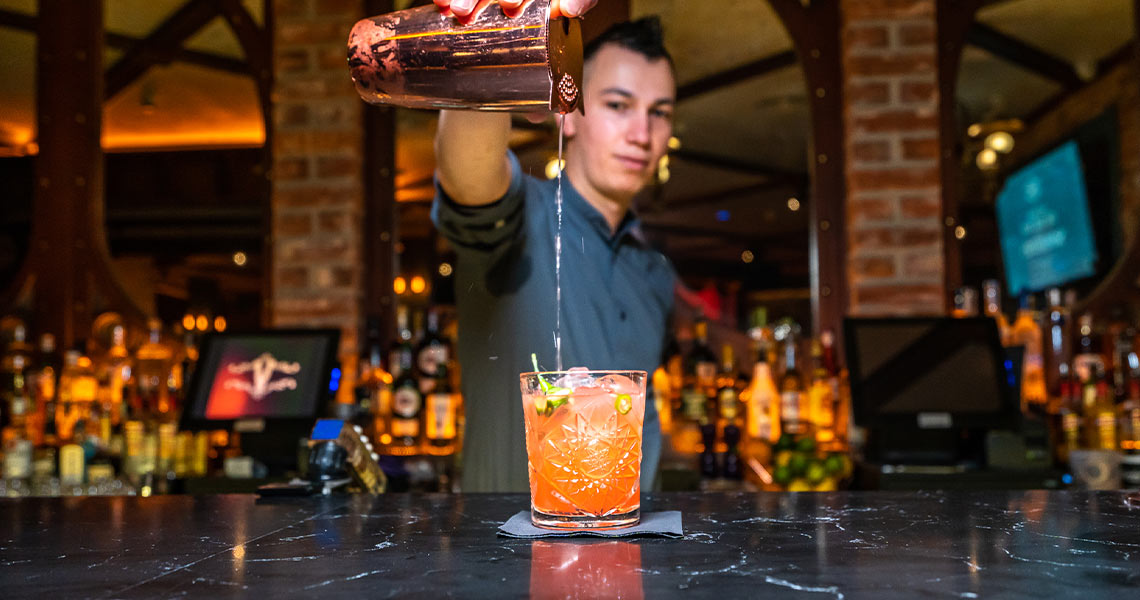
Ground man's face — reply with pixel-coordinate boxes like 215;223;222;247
565;44;675;204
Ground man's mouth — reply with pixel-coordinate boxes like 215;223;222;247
615;155;650;171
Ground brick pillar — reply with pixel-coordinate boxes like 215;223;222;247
271;0;364;359
842;0;944;315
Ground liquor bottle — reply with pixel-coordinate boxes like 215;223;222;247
416;310;451;396
779;329;807;436
686;317;718;400
807;340;836;443
951;287;979;318
424;362;459;455
1081;365;1117;451
715;344;738;431
1112;328;1137;404
1072;314;1104;386
652;365;673;434
358;319;393;447
56;350;97;444
31;334;60;448
100;325;132;430
1053;362;1081;466
1044;288;1070;397
662;334;683;431
983;279;1010;346
1009;295;1047;411
744;338;780;443
388;306;414;380
136;319;174;419
1;323;33;432
389;347;423;455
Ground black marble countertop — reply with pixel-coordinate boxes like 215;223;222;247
3;490;1139;598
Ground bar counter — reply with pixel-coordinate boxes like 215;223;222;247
3;490;1139;598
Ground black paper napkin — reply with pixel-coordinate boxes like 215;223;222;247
498;511;684;539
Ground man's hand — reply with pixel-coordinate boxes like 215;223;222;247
435;0;597;23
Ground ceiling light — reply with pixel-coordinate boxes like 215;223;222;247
984;131;1014;154
439;262;453;277
214;316;227;332
976;149;998;170
954;226;968;240
657;155;671;183
393;276;407;295
232;251;247;266
668;136;682;151
196;315;209;332
787;197;801;212
741;250;755;264
967;123;983;138
410;276;427;294
182;314;195;331
544;157;565;180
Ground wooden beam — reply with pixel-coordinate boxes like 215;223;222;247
0;8;250;77
364;0;399;351
676;50;798;101
766;0;848;348
966;21;1082;89
1;0;143;347
938;0;988;312
671;148;807;183
649;178;801;213
104;0;222;101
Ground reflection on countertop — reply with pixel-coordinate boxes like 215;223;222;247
1;491;1139;598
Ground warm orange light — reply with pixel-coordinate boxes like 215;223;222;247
393;277;407;295
182;314;196;331
214;316;227;332
101;129;265;152
196;315;209;331
410;276;426;294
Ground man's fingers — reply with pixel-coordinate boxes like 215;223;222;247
550;0;597;18
449;0;476;15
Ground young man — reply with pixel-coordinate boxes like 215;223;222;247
432;16;677;492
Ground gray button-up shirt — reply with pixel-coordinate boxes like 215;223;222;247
432;152;675;493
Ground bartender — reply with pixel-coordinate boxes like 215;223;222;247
431;1;677;493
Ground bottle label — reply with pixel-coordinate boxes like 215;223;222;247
426;393;457;441
3;439;32;479
696;362;717;387
682;389;707;421
391;417;420;439
781;391;800;422
417;346;449;377
392;387;422;418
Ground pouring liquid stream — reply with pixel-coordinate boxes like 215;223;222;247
554;113;565;372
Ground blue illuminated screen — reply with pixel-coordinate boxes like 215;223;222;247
996;140;1098;295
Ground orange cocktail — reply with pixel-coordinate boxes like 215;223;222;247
520;368;647;529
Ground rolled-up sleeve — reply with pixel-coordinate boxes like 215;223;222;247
431;151;527;255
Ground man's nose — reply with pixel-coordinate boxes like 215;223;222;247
626;113;651;147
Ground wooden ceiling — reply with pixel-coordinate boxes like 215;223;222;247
0;0;1135;291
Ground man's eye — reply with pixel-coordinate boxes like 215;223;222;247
605;101;627;111
652;109;673;120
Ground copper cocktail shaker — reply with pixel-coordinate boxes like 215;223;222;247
348;0;583;113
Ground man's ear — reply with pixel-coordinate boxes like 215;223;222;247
563;109;581;138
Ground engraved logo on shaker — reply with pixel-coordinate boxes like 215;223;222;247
558;73;578;107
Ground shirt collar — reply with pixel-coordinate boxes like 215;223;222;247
557;178;646;249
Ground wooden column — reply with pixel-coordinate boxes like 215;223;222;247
767;0;848;349
1;0;142;349
363;0;398;349
937;0;986;310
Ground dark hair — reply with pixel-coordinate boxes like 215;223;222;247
583;16;672;67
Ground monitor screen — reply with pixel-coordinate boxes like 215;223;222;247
844;317;1017;431
182;329;340;426
995;140;1098;296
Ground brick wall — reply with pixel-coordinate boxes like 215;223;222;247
841;0;945;315
272;0;364;359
